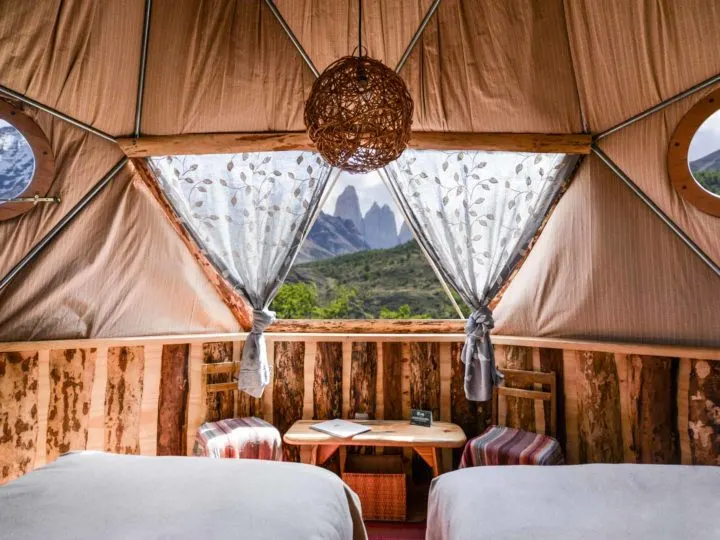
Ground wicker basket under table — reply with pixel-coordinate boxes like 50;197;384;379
342;454;406;521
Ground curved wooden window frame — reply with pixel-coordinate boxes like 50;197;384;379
668;88;720;217
0;100;55;221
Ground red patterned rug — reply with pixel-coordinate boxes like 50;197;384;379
365;521;426;540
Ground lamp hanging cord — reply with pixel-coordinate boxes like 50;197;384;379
358;0;362;59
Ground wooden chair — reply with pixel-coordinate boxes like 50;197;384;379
492;369;557;437
194;360;282;461
460;369;564;467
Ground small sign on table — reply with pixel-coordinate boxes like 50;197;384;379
410;408;433;427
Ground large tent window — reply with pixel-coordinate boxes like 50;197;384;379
275;171;468;320
147;149;576;323
668;88;720;217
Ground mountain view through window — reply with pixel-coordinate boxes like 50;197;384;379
689;109;720;196
270;172;465;319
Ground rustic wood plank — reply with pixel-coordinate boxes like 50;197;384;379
562;350;580;464
617;354;636;463
576;351;623;463
34;350;50;469
118;131;591;157
688;359;720;465
46;349;96;463
409;343;441;420
451;342;478;440
539;347;565;446
625;355;680;464
382;343;404;422
498;346;536;432
119;132;314;157
132;159;252;330
273;342;305;462
341;341;352;419
262;341;275;423
531;348;546;436
203;342;235;422
104;347;145;455
186;344;204;455
86;347;107;451
303;341;317;420
677;358;692;465
439;344;452;422
376;342;384;421
0;352;39;484
4;334;720;360
312;342;343;472
314;343;343;420
4;333;720;359
139;343;162;456
271;319;465;335
401;343;411;422
157;344;189;456
407;132;592;154
350;343;378;419
348;342;377;456
439;343;452;471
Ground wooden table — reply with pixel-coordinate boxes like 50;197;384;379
283;420;467;477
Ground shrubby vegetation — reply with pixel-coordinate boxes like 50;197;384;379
271;240;468;319
694;169;720;195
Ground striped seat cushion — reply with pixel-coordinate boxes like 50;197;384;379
459;426;564;467
193;417;282;461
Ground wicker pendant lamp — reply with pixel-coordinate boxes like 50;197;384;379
304;0;413;173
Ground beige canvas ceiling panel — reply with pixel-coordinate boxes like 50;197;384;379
0;108;124;279
494;156;720;347
0;0;145;136
400;0;583;132
273;0;433;73
564;0;720;132
595;85;720;267
141;0;312;135
0;166;241;341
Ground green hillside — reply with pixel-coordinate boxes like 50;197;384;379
694;169;720;195
272;241;467;319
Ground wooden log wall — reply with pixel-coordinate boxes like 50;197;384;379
1;336;719;484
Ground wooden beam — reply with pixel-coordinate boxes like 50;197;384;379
118;131;592;158
2;332;720;362
119;132;314;157
130;159;253;331
407;132;591;154
270;319;465;335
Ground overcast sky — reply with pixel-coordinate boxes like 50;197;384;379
322;170;403;229
688;109;720;161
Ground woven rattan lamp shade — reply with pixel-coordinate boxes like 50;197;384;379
304;56;413;173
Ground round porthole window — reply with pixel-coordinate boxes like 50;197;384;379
0;100;55;221
668;88;720;217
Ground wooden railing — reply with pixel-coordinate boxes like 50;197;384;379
1;328;718;484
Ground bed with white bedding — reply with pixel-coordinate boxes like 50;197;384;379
0;451;367;540
426;464;720;540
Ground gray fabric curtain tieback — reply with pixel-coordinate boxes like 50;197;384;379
238;308;276;398
461;306;503;402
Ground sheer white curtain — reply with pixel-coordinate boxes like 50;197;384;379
384;150;577;401
150;151;334;397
